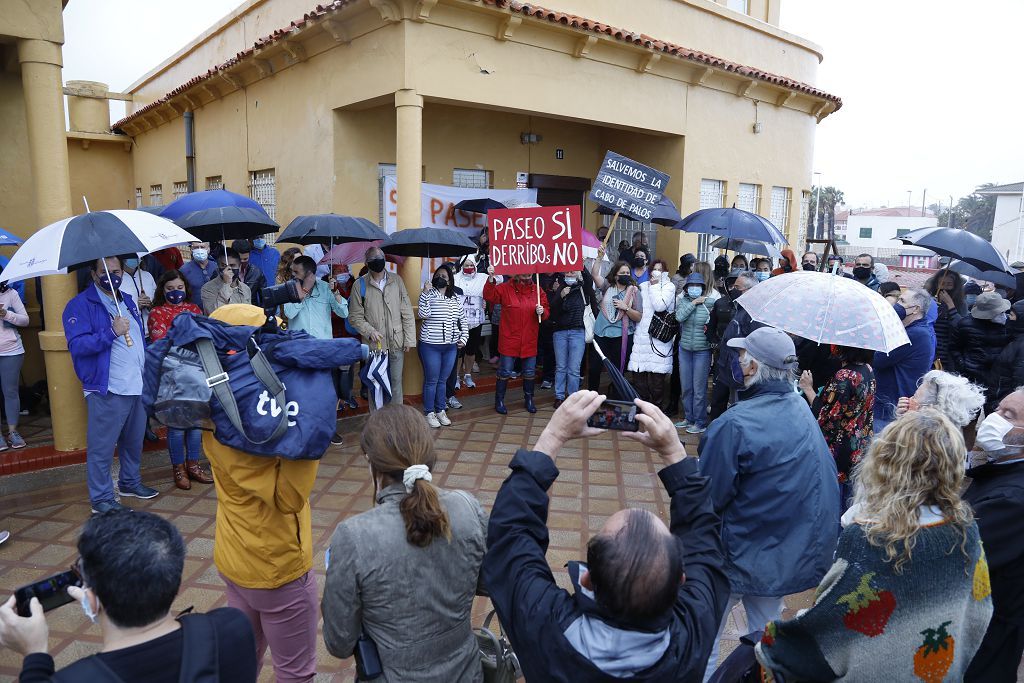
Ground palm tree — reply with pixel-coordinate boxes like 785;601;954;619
807;186;845;240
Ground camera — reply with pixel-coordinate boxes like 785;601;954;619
15;566;83;617
261;280;301;309
587;400;640;432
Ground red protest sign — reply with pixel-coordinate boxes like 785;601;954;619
489;205;583;276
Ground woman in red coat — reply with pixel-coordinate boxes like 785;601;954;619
484;266;549;414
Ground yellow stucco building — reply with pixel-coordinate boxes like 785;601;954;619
0;0;839;451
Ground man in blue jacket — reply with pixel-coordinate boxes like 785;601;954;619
872;287;937;433
698;326;839;680
63;256;158;514
483;391;730;682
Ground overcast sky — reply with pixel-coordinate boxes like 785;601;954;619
62;0;1023;211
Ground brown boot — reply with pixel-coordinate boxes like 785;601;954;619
186;460;214;484
173;463;191;491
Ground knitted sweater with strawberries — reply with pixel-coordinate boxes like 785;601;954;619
755;518;992;682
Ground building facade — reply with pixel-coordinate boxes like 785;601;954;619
839;207;936;263
980;182;1024;263
1;0;840;449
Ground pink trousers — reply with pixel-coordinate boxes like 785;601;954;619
221;570;319;682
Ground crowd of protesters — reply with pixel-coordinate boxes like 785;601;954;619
2;230;1024;682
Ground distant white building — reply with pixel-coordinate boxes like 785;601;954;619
978;182;1024;263
840;207;938;264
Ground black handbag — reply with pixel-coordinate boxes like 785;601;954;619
648;310;679;344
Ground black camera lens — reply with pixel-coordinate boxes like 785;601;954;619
260;280;301;309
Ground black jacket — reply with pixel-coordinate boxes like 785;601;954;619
714;308;764;388
932;301;963;369
482;451;730;683
240;263;267;306
549;272;596;332
964;459;1024;681
990;330;1024;406
795;338;841;393
951;316;1011;386
707;295;736;346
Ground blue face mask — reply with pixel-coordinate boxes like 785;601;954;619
755;271;770;282
166;290;186;305
687;286;703;298
253;239;266;250
563;277;578;285
894;302;907;320
123;258;139;270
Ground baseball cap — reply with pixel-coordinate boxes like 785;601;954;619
726;326;798;370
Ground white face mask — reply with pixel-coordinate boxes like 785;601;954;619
80;590;97;624
976;412;1017;452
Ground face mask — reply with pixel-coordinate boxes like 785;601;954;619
632;257;647;269
80;591;97;624
165;290;186;305
729;268;744;278
563;277;578;285
123;258;139;270
651;270;663;280
335;273;351;284
802;263;816;271
853;266;872;280
728;287;742;301
253;239;266;249
432;275;448;289
966;295;978;308
463;267;476;276
192;249;208;262
893;302;909;320
616;274;631;286
976;412;1017;452
730;355;745;385
367;258;386;273
98;273;122;292
687;286;703;298
755;271;770;282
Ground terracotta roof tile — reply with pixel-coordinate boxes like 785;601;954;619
113;0;841;129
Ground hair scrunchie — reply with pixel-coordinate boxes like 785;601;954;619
403;464;432;493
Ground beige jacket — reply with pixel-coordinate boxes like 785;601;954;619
347;273;416;351
201;278;251;315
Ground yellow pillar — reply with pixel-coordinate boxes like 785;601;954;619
18;39;88;451
395;89;424;399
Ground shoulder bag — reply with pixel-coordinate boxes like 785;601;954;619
580;288;595;344
476;610;520;683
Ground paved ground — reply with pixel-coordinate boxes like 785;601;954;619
0;393;814;682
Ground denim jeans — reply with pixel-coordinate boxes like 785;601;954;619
167;428;203;466
552;329;585;399
679;348;712;428
85;392;146;505
419;343;457;413
498;354;537;380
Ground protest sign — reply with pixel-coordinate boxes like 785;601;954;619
589;151;670;222
489;205;583;276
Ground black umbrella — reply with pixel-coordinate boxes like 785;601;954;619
381;227;478;258
174;206;280;242
278;214;388;245
590;340;639;401
896;227;1011;274
454;198;507;215
943;260;1019;290
595;196;683;227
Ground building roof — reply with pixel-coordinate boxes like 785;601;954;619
113;0;843;130
846;207;934;218
976;182;1023;195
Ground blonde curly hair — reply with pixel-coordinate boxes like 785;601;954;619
851;409;973;573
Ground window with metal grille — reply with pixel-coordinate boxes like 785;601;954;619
798;190;810;249
737;183;761;215
149;184;163;206
769;186;791;237
248;169;276;244
605;217;657;261
173;182;188;201
206;176;223;191
452;168;493;189
378;163;397;228
135;188;143;208
698;179;726;262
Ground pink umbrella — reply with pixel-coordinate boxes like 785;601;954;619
319;240;405;267
582;230;604;261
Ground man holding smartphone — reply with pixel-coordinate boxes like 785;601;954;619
200;248;251;315
482;392;730;682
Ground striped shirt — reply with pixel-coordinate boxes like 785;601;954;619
418;288;469;346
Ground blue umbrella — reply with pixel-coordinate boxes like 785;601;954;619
595;196;683;227
137;205;166;215
174;206;279;243
159;189;267;221
360;350;392;409
673;206;788;245
278;214;388;245
454;198;508;215
0;228;24;246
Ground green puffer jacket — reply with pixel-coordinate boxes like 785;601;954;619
675;291;718;352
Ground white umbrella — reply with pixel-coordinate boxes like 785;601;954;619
0;209;198;284
736;270;910;353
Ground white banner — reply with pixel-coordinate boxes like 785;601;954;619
383;178;537;282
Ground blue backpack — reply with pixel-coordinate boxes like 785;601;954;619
143;313;363;460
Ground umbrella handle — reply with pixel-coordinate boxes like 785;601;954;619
591;339;608;361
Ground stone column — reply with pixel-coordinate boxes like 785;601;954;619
18;39;88;451
394;89;424;399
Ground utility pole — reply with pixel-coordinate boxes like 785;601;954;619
906;190;912;215
921;189;927;218
949;194;955;228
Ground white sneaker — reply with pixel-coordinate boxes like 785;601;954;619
463;374;476;388
455;376;461;390
425;412;441;428
437;410;452;426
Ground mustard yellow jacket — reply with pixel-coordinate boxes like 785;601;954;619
205;304;318;589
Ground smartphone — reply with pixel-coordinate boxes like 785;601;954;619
14;567;82;617
587;400;640;432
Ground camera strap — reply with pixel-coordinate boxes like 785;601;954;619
194;335;290;445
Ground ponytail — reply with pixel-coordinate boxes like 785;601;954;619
399;477;451;547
